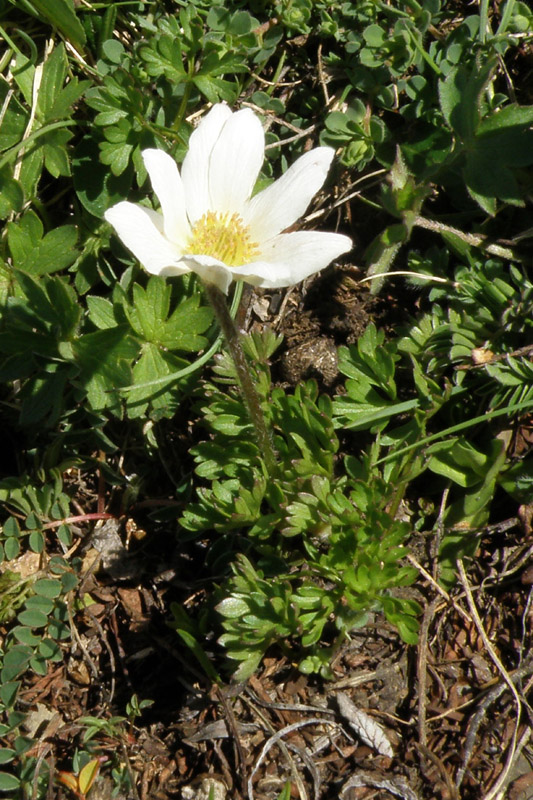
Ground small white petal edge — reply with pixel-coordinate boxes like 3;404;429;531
244;147;334;242
181;104;233;224
229;230;353;288
142;149;190;245
208;108;265;216
105;202;190;277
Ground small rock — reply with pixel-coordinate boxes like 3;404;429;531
182;777;227;800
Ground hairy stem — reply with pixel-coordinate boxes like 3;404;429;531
203;282;277;475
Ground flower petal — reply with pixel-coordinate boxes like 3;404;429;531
229;230;353;288
208;108;265;216
181;104;233;224
104;201;190;277
180;254;234;294
142;149;190;245
243;147;335;242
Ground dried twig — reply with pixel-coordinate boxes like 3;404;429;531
285;741;322;800
340;770;421;800
330;666;402;691
303;168;387;223
416;597;439;749
418;745;459;799
250;72;302;88
66;604;100;681
243;694;315;800
456;559;523;799
316;43;329;105
264;125;317;150
407;554;473;624
216;686;249;798
457;657;533;790
414;215;520;262
247;718;339;800
82;606;117;707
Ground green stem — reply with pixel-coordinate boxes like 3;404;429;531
266;50;286;97
172;66;194;133
414;215;520;262
479;0;490;43
118;282;243;394
203;282;277;475
0;120;78;170
375;396;533;466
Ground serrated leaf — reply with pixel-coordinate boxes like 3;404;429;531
87;296;117;329
37;43;68;121
73;135;134;218
100;140;133;176
438;61;496;142
18;271;81;335
12;52;35;107
125;343;184;418
0;174;24;219
159;298;213;351
18;146;44;197
193;74;237;104
139;35;186;82
9;225;78;275
43;130;72;178
49;78;90;120
7;210;43;265
19;368;71;426
128;278;171;340
71;326;139;412
0;79;28;152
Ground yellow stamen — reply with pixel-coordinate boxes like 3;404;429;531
187;211;259;266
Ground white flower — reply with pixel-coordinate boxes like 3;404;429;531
105;104;352;294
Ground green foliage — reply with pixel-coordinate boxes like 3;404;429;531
439;67;533;213
320;100;388;168
182;331;420;677
0;268;214;425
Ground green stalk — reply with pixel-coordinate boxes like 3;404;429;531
0;120;78;171
479;0;490;43
375;396;533;466
172;58;195;133
119;282;244;394
203;282;277;476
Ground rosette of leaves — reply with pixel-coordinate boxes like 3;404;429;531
321;100;387;169
182;330;420;678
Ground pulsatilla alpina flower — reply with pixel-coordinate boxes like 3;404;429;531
105;104;352;294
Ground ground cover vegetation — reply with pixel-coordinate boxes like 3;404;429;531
0;0;533;797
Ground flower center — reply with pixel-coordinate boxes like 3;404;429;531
186;211;259;267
